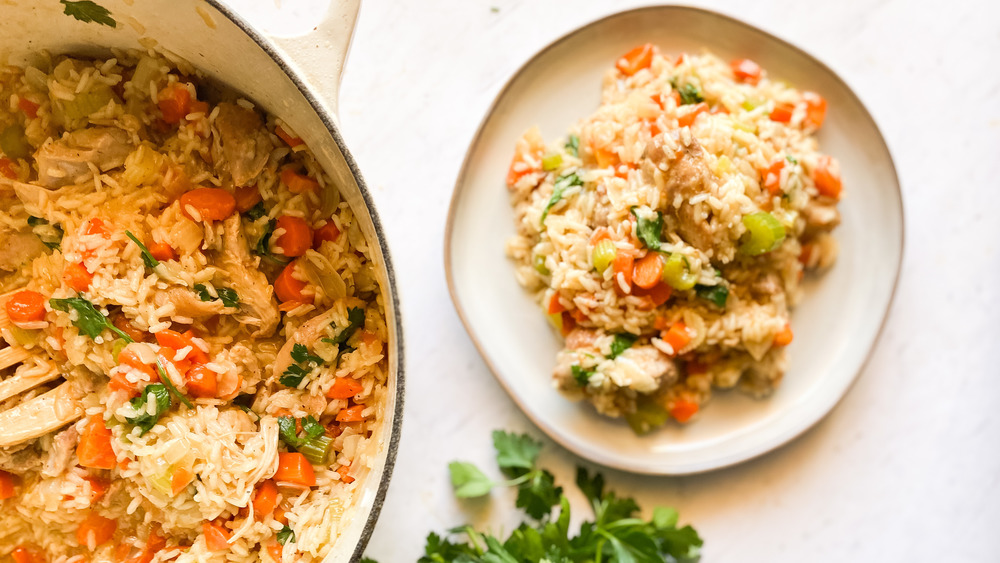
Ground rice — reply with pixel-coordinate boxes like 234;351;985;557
505;48;842;432
0;50;388;562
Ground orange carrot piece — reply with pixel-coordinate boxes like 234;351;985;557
547;292;567;315
633;281;672;307
157;84;191;124
0;157;17;179
179;187;236;222
803;91;827;130
559;311;576;337
275;125;304;148
274;261;310;303
769;102;794;123
5;290;46;324
274;452;316;487
593;146;618;168
10;545;46;563
677;102;708;128
763;159;785;196
273;507;289;526
202;521;231;551
82;475;110;504
280;168;319;194
670;399;699;423
76;512;117;547
661;322;691;355
589;227;611;245
313;221;341;247
63;262;94;292
184;365;218;398
155;329;208;364
252;480;279;518
730;58;762;85
78;416;116;470
326;377;364;400
812;155;842;199
117;347;158;380
147;241;176;262
773;323;794;346
616;43;654;76
233;185;262;213
171;466;194;496
632;253;664;290
18;97;40;118
337;464;355;484
274;215;313;258
335;405;366;423
612;253;634;293
0;470;15;500
267;543;283;562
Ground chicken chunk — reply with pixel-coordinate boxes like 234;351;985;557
40;426;78;477
211;103;273;186
153;287;228;320
219;216;279;337
34;127;133;188
0;230;46;271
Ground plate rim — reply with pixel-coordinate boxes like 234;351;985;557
444;4;905;475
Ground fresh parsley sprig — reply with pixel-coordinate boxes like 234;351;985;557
631;207;664;251
60;0;116;28
540;172;583;226
280;343;323;387
125;383;170;435
608;333;637;359
193;284;240;308
125;230;159;269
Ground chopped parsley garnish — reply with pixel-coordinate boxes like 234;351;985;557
60;0;116;28
28;217;64;250
540;172;583;225
280;343;323;387
244;201;267;221
254;219;275;256
321;307;365;348
276;524;295;545
564;134;580;157
631;207;664;251
125;230;159;269
125;383;170;435
608;333;637;359
193;284;240;308
571;364;594;387
786;155;799;165
695;283;729;308
676;83;705;105
278;414;332;464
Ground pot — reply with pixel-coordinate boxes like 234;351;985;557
0;1;403;561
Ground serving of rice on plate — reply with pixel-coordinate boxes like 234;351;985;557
505;45;843;434
0;49;389;562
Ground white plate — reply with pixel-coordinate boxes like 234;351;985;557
445;6;903;475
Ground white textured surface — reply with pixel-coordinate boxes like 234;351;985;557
265;0;997;560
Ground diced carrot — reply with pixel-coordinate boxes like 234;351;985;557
78;416;116;470
277;300;306;313
157;83;191;124
18;97;40;118
76;512;117;547
661;322;691;356
547;292;567;315
313;221;341;247
179;187;236;222
83;475;110;503
266;543;283;562
711;105;730;115
812;155;842;199
233;185;262;213
155;329;209;364
10;545;46;563
0;157;17;179
611;253;634;293
252;480;279;518
763;159;785;196
273;507;289;526
326;377;364;400
770;102;794;123
63;262;94;292
653;316;670;332
280;168;319;194
616;43;654;76
184;365;217;398
0;470;16;500
274;261;310;303
506;154;537;187
336;464;355;484
560;311;576;337
730;58;762;85
647;119;662;136
569;308;588;324
632;253;664;290
275;125;304;148
273;215;313;258
202;521;231;552
335;405;366;423
803;91;827;130
171;466;194;496
633;281;672;307
274;452;316;487
670;399;699;423
117;346;158;380
651;93;665;110
5;290;46;324
147;241;176;262
593;147;618;168
127;527;165;563
773;323;794;346
85;217;110;237
589;227;611;245
189;100;209;116
677;102;708;128
669;90;682;107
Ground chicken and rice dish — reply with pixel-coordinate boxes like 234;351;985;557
505;46;842;433
0;50;389;562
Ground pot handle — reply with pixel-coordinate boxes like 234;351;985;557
231;0;360;118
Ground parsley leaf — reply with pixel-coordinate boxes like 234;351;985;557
28;217;63;250
608;333;637;359
124;383;171;435
280;344;323;388
326;307;365;347
244;201;267;221
278;415;325;449
193;284;213;302
786;154;799;165
276;524;295;545
564;134;580;157
695;284;729;308
515;469;562;520
571;365;594;387
676;83;704;105
493;430;542;476
279;364;310;388
291;343;323;365
60;0;116;28
448;461;494;498
540;172;583;225
125;230;159;269
254;219;276;256
193;284;240;308
630;207;664;251
49;296;114;339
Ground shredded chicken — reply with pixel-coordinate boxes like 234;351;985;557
272;307;338;379
40;426;78;478
0;230;46;271
211;103;273;186
801;198;841;236
154;287;228;320
34;127;133;188
219;216;279;337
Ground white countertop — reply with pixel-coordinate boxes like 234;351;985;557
327;0;997;560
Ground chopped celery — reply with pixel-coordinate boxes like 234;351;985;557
740;212;786;256
112;338;128;361
8;326;39;347
661;253;697;290
299;435;333;465
53;83;115;123
625;399;669;435
591;239;617;274
533;254;550;276
0;124;31;159
546;311;563;333
541;153;563;171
